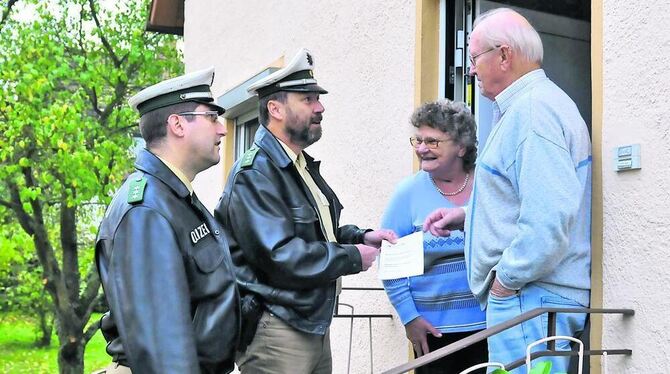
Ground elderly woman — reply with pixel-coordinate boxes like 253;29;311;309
382;100;487;373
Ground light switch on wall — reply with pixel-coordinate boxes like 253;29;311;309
613;144;641;171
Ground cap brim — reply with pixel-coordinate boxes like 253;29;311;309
279;84;328;94
192;99;226;115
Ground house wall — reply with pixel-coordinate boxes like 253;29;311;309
180;0;670;372
183;1;418;372
600;0;670;372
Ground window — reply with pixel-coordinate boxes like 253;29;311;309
216;66;280;161
234;111;260;160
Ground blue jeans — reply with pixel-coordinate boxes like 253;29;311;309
486;284;587;374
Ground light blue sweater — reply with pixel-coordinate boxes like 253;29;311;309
382;171;486;333
465;69;592;308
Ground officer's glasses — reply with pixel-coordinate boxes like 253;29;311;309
177;111;220;122
409;136;452;149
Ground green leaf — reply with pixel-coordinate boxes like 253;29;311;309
528;361;552;374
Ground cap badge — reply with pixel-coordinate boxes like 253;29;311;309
306;52;314;66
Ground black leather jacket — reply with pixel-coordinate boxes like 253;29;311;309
215;126;367;335
96;149;240;374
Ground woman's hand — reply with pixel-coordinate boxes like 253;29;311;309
405;317;443;356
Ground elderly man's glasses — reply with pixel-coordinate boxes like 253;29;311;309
177;111;220;122
469;45;501;66
409;136;452;149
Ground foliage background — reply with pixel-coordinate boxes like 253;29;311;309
0;0;183;372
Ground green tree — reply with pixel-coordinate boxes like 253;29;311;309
0;0;182;372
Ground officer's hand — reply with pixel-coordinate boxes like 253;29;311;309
363;229;398;248
355;244;381;271
422;207;466;237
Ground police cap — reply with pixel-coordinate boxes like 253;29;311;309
247;48;328;98
128;67;225;116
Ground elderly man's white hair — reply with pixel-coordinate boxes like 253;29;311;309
473;8;543;64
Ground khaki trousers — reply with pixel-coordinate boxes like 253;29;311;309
236;311;332;374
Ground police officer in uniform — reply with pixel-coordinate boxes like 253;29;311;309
214;48;397;373
95;67;239;374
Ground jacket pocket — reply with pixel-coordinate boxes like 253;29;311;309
290;205;318;223
290;204;320;241
192;242;225;273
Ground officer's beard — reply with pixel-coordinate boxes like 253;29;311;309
285;111;323;149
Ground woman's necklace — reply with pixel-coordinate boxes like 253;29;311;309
430;172;469;197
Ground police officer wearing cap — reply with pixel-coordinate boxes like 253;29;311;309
214;48;397;373
95;67;240;374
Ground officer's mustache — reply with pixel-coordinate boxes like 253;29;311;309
311;114;323;124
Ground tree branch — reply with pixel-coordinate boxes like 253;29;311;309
0;197;17;210
61;204;79;307
78;261;101;319
82;313;101;345
98;61;139;125
0;0;18;30
7;181;36;236
87;0;121;67
83;86;102;116
17;167;70;318
110;124;137;135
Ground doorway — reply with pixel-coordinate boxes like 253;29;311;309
441;0;592;150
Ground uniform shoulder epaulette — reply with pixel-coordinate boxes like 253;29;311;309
127;172;147;204
240;146;259;168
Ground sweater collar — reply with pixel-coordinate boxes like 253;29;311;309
494;69;547;117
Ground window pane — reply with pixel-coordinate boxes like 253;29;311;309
244;119;260;151
234;115;260;160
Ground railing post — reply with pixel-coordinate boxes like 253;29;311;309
547;311;557;350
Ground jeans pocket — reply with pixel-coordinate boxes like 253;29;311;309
540;295;583;349
489;292;519;302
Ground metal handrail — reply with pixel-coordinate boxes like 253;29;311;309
335;287;394;373
334;287;393;319
382;307;634;374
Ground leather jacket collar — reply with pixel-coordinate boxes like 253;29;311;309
135;149;191;199
254;125;323;173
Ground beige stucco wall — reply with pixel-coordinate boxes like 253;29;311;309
601;1;670;372
184;1;418;372
171;0;670;372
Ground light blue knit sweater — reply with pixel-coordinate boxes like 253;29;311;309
382;171;486;333
465;69;592;308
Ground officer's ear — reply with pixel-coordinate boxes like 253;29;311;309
267;99;285;122
166;113;186;138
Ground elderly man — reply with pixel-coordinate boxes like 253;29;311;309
95;68;239;374
424;8;591;372
215;48;396;374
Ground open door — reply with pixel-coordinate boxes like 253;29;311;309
441;0;591;150
440;1;592;372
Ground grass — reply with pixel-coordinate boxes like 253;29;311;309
0;312;110;374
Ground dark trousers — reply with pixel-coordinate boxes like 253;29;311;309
415;330;488;374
